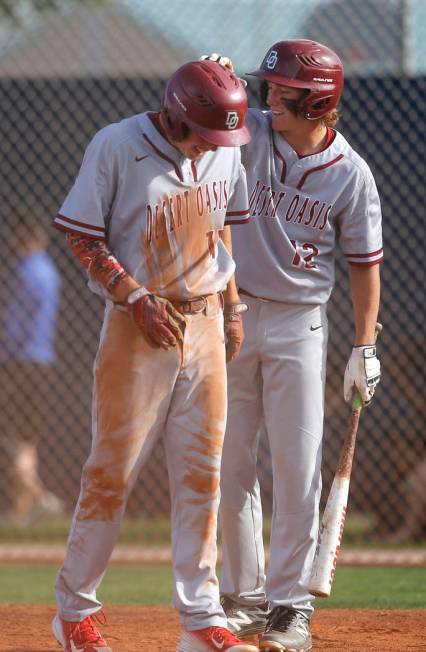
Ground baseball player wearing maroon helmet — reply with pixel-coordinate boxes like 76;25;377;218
208;41;382;651
51;60;258;652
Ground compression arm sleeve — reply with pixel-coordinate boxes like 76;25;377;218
66;232;129;293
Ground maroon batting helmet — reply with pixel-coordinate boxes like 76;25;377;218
161;60;250;146
248;40;344;120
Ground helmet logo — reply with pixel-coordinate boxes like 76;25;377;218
225;111;239;130
265;50;278;69
313;77;333;83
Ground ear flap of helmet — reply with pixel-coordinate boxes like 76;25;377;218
260;80;268;107
299;92;338;120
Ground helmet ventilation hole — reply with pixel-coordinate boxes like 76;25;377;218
297;54;324;67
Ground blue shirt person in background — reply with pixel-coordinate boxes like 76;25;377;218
0;214;63;525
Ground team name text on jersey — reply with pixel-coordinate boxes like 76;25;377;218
146;180;228;244
249;180;332;231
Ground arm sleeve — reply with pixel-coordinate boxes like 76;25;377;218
338;167;384;266
66;233;129;293
54;126;119;239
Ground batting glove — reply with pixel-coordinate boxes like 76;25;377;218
223;303;248;363
343;345;381;407
131;294;186;350
201;53;233;69
201;53;247;87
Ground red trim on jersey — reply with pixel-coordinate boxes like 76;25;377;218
143;133;183;181
191;160;198;182
53;223;107;241
148;111;167;139
345;248;383;258
225;209;251;226
349;258;383;267
297;127;336;159
55;213;105;233
296;154;344;190
225;217;252;225
272;136;287;184
226;209;250;217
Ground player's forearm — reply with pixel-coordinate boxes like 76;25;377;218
66;233;139;302
219;226;241;305
349;263;381;345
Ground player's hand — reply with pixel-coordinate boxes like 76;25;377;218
223;302;248;362
132;294;186;350
224;313;245;362
201;53;234;70
201;54;247;87
343;345;381;406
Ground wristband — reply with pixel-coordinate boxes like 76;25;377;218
223;302;249;315
125;286;150;306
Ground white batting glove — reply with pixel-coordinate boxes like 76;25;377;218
343;345;381;407
200;53;248;87
201;53;234;70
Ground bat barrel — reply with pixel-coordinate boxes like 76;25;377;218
308;477;350;597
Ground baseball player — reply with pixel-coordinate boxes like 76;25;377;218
51;60;258;652
207;41;383;652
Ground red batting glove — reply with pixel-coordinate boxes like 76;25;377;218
132;295;186;350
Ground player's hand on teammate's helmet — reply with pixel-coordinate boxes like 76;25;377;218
343;345;381;407
200;54;247;87
132;294;186;350
201;53;234;70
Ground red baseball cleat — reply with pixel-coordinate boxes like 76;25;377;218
177;625;259;652
52;613;112;651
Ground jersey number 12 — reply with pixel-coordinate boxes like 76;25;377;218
290;240;319;269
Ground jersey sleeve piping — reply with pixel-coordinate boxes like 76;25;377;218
345;248;384;265
297;154;344;190
224;209;251;225
54;213;106;239
272;134;287;183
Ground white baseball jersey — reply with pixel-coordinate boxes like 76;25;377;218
232;109;383;303
55;112;249;300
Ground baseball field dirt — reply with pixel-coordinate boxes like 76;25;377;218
2;604;425;651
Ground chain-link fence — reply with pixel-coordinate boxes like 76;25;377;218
0;0;424;542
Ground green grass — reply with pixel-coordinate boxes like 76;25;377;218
0;516;173;544
1;564;425;608
1;513;422;547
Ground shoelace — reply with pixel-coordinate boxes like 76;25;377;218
68;612;107;644
267;607;307;632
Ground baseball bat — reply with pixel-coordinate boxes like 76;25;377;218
308;323;382;598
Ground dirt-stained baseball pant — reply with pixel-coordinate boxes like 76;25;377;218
220;296;328;618
55;297;229;630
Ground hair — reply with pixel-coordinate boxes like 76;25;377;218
320;108;340;128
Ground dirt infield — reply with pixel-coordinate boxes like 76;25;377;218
2;605;425;651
